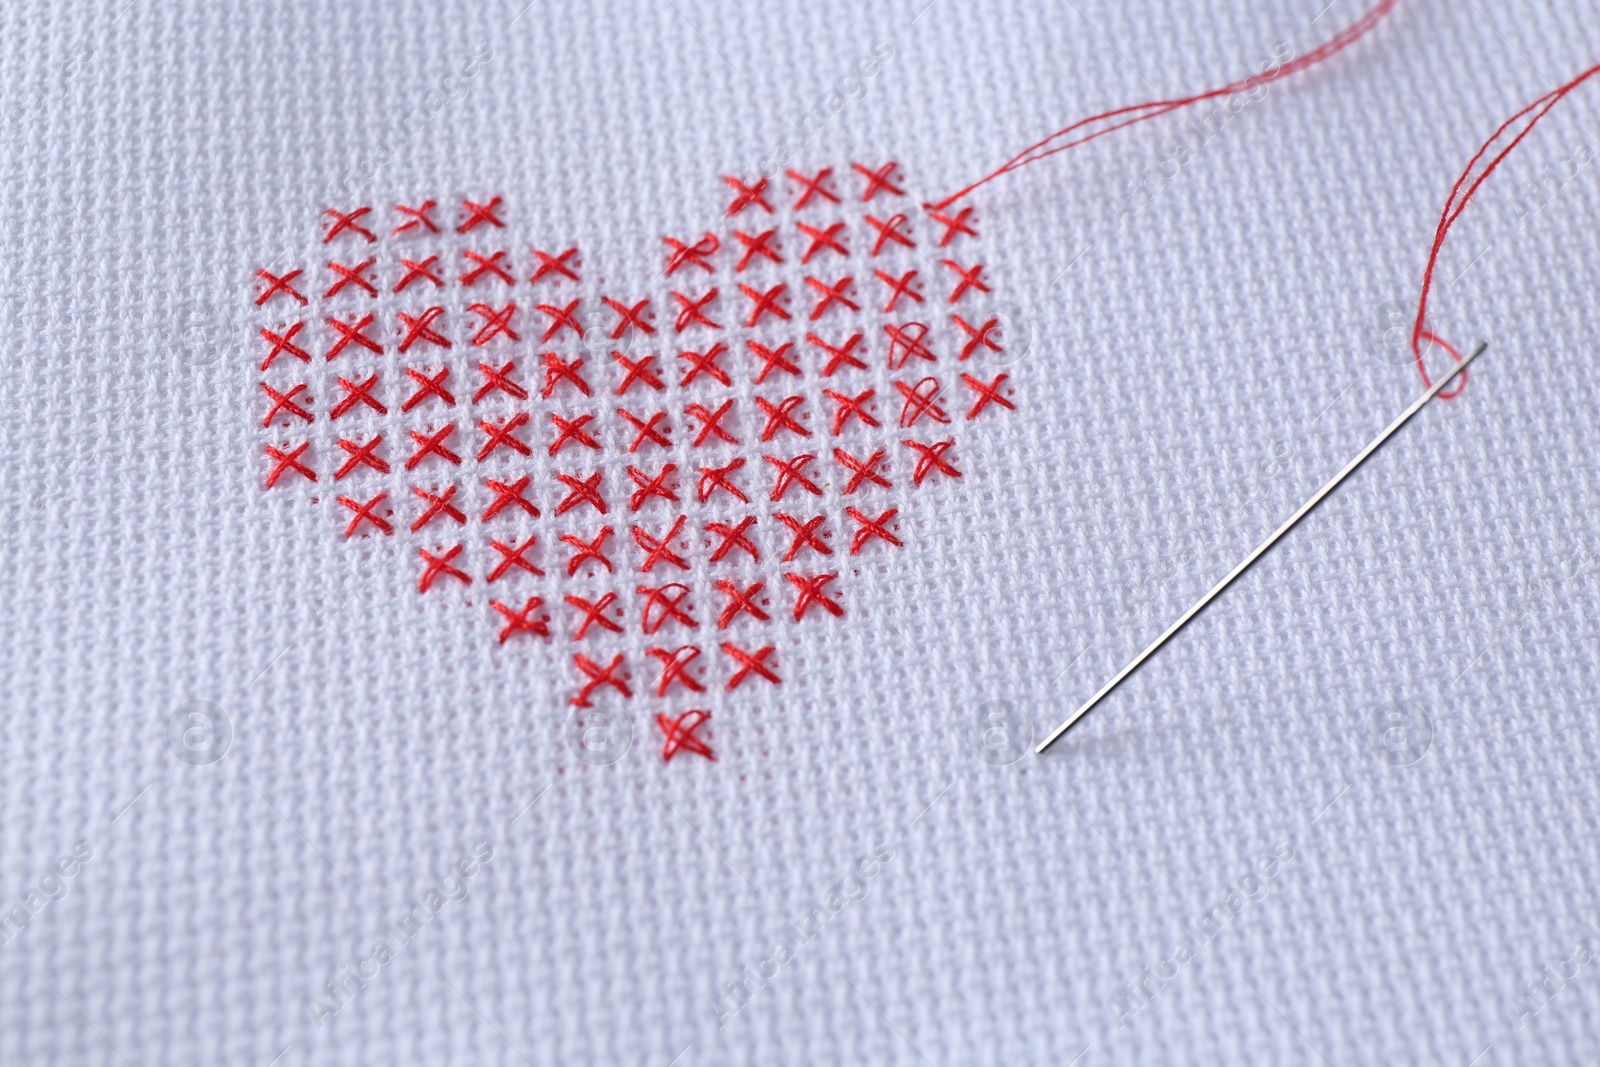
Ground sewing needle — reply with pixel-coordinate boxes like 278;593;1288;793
1037;341;1487;753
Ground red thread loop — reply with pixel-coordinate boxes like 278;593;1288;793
1410;60;1600;397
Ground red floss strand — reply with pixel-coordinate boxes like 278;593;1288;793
927;0;1400;210
1412;61;1600;398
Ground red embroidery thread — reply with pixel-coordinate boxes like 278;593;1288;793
928;0;1400;209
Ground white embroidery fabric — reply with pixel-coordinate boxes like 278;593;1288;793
1;0;1597;1064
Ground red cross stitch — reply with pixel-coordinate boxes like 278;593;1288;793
473;360;528;403
534;299;582;342
685;400;738;447
566;592;624;638
715;578;769;626
876;269;924;312
806;332;866;376
458;196;505;233
621;409;672;452
823;388;879;434
638;583;697;633
261;382;313;426
572;653;630;706
739;282;790;326
335;435;389;479
396;256;443;292
903;438;961;485
865;213;914;255
734;229;782;271
398;307;450;352
846;507;903;554
633;515;689;572
329;374;385;419
647;645;705;696
419;545;471;592
724;175;772;216
755;396;809;441
325;258;377;298
461;249;514;286
614;354;664;395
884;322;936;369
603;297;654;338
796;222;848;263
541;353;592;398
953;314;1003;361
663;233;719;275
707;517;760;563
786;572;843;620
327;314;383;360
405;425;461;469
833;447;892;493
253;172;1019;765
531;247;580;284
672;289;721;332
264;442;315;487
774;513;831;561
765;453;820;501
324;207;376;243
930;206;977;245
627;465;679;512
657;709;714;762
549;413;600;456
483;475;539;521
492;596;549;642
411;485;466;531
722;642;779;689
896;377;951;427
561;527;615;575
941;260;991;303
679;342;732;387
477;412;532;460
747;340;799;383
403;367;455;411
787;167;840;208
394;200;439;235
256;268;307;307
853;161;904;200
487;535;544;581
805;275;859;320
555;473;607;515
960;372;1015;419
338;492;392;537
260;323;310;369
698;460;749;505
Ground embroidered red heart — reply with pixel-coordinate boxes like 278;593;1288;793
253;163;1017;762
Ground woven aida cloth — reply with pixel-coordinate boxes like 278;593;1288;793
3;0;1600;1063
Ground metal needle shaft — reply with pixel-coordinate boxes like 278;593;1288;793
1037;341;1487;754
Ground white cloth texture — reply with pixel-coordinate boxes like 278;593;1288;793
1;0;1599;1064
